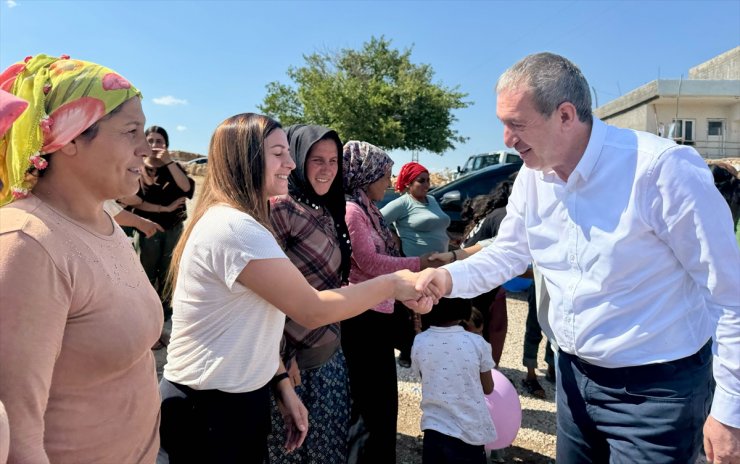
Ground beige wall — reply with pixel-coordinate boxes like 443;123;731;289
602;101;740;158
689;47;740;80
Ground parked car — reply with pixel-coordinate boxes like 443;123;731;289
186;157;208;165
456;150;521;178
430;162;521;244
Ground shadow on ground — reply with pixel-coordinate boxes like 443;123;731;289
396;433;554;464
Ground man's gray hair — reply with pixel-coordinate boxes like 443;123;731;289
496;52;592;123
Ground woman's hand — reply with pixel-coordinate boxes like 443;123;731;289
275;380;308;452
152;147;173;164
425;251;455;266
136;217;164;238
392;269;439;313
163;197;187;213
287;359;301;387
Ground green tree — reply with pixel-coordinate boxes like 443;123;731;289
260;36;470;154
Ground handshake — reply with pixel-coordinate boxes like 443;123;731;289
389;268;454;313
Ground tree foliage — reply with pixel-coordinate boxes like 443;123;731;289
259;37;470;154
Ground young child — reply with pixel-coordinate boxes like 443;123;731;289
411;298;496;464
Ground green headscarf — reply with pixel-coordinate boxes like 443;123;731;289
0;54;141;205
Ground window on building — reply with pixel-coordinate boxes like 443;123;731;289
670;119;695;145
708;120;724;136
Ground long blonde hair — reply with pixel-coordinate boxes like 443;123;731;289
167;113;282;289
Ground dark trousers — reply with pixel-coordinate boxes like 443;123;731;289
159;378;271;464
556;340;713;463
342;310;398;464
392;301;415;360
523;284;553;368
134;222;183;320
422;429;486;464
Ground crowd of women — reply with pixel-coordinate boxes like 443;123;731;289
0;54;444;464
2;54;738;464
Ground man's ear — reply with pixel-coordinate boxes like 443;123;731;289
558;101;578;128
57;138;79;157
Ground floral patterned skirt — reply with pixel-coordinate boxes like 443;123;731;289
267;349;350;464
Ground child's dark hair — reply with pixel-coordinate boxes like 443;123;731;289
461;307;484;332
425;297;472;326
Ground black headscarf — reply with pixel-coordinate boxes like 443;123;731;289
285;124;352;284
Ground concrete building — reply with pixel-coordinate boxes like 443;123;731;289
594;47;740;159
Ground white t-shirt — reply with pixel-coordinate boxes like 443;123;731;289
164;205;287;393
411;326;496;446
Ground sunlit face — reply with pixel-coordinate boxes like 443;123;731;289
146;132;167;149
74;97;150;200
407;171;430;201
366;168;392;202
305;138;339;196
497;88;562;173
263;129;295;199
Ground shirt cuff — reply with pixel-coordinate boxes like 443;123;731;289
710;383;740;428
445;262;469;298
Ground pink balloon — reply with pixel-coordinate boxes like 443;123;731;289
484;369;522;450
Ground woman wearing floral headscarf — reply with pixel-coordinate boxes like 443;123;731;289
265;124;353;463
341;141;435;464
0;55;162;463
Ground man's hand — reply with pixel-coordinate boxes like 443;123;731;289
400;268;452;313
704;416;740;463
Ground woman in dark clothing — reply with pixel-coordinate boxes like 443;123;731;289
460;181;512;366
266;124;353;463
121;126;194;327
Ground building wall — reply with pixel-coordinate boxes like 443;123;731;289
599;104;648;132
601;101;740;158
651;101;740;158
689;47;740;80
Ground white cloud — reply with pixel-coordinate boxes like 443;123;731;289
152;95;187;106
6;0;17;8
176;125;187;132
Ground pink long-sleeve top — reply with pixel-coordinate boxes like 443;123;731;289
345;201;420;313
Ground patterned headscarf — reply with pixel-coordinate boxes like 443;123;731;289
342;141;400;257
0;54;141;205
285;124;352;284
395;161;428;193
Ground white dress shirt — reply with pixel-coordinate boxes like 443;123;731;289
446;118;740;427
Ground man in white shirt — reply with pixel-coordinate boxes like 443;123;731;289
410;52;740;463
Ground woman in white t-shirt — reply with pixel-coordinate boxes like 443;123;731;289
159;113;436;464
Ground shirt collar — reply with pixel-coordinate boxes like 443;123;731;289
569;117;607;186
428;325;466;333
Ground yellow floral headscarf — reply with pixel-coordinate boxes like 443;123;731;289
0;54;141;205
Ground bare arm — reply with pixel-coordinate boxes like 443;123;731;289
132;197;187;214
153;148;192;192
480;370;494;395
273;359;308;451
237;258;433;330
112;210;164;238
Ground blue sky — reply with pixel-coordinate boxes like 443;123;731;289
2;0;738;173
